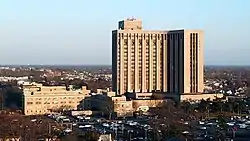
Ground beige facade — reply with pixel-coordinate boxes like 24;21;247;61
112;96;162;117
83;94;162;117
22;82;90;115
98;134;112;141
133;92;153;99
153;92;223;102
132;99;163;111
112;18;168;95
113;97;133;117
96;88;116;97
180;93;223;101
112;19;205;97
168;30;204;94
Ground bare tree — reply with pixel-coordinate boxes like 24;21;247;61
52;105;74;113
0;113;63;141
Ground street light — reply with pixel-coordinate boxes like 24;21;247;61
128;130;132;141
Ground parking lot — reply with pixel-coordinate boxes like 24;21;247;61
43;111;250;141
46;113;155;140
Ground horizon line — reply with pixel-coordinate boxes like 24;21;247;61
1;64;250;67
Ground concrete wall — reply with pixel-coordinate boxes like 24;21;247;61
132;99;163;111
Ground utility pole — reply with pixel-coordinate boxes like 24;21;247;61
0;94;3;110
145;129;147;140
231;128;236;139
48;123;51;136
238;103;240;115
128;130;131;141
121;124;124;135
115;121;118;140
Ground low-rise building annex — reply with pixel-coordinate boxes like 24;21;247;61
22;82;90;115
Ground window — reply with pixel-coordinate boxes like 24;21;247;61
160;41;163;47
139;39;142;46
146;40;149;46
153;40;157;46
124;39;128;46
132;40;135;46
27;102;33;105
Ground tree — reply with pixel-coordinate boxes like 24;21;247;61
0;113;63;141
245;87;250;97
237;100;246;115
217;101;224;113
52;105;74;113
216;115;228;140
180;101;194;114
78;130;100;141
229;103;234;115
61;130;100;141
211;101;224;113
148;100;190;140
88;95;114;119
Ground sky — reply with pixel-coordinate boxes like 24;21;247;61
0;0;249;66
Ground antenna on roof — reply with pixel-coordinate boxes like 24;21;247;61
127;17;136;21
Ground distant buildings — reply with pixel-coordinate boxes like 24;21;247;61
22;82;90;115
0;76;29;82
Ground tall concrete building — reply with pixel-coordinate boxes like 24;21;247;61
112;19;204;95
112;18;168;94
167;30;204;94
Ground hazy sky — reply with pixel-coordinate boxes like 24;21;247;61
0;0;249;65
